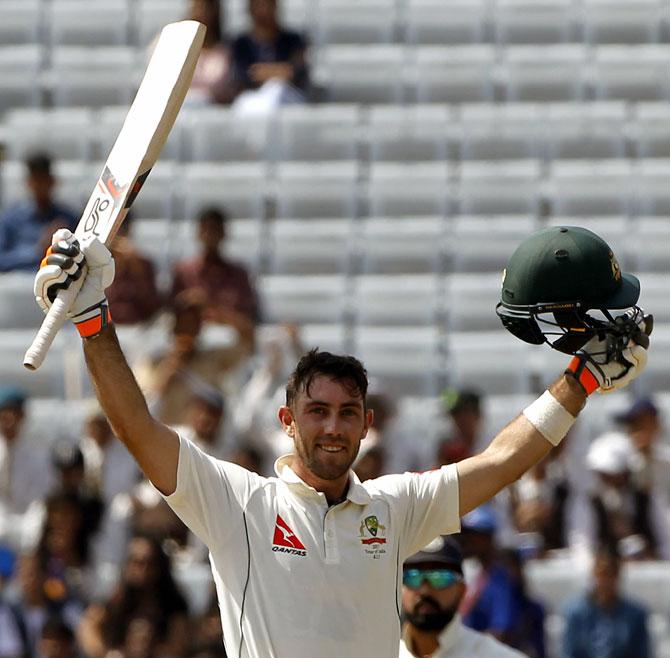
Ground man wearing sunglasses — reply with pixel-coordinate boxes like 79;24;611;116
400;536;526;658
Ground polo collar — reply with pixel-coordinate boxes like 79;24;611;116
274;454;372;505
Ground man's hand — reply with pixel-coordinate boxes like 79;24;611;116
566;309;652;395
34;228;115;338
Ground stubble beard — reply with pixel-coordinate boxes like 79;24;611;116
294;431;361;481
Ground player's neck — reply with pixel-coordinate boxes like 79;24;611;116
404;624;439;657
290;458;350;505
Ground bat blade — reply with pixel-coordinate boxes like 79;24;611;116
24;20;205;371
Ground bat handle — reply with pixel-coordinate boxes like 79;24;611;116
23;274;86;370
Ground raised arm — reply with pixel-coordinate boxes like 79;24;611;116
33;229;179;495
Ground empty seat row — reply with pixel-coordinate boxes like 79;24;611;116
3;0;669;48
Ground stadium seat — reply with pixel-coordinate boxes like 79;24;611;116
123;160;179;220
134;0;188;46
49;0;130;46
315;0;397;45
276;104;360;161
275;161;359;219
49;46;140;107
631;218;670;273
634;159;670;216
367;162;451;217
0;45;43;113
358;216;447;274
633;102;670;158
412;46;496;103
582;0;662;44
351;273;444;326
547;159;634;216
257;274;349;324
3;108;94;161
493;0;576;45
0;272;45;330
298;322;350;354
404;0;488;45
368;105;455;162
267;217;354;274
455;160;542;216
635;323;670;391
180;107;274;162
501;45;588;102
182;162;268;221
637;274;670;323
457;103;544;161
445;272;507;332
0;0;41;45
592;45;670;102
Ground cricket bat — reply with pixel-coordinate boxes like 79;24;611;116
24;20;205;370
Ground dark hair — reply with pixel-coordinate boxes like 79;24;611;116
286;349;368;408
26;152;53;177
41;615;75;642
198;206;228;228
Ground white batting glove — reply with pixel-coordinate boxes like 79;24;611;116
34;229;115;338
565;309;651;395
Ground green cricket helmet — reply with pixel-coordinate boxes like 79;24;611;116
496;226;642;354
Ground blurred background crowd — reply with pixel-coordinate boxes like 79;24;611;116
2;0;670;657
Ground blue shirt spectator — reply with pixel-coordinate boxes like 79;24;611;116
561;549;651;658
0;153;77;272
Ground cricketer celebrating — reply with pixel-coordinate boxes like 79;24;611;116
33;225;650;658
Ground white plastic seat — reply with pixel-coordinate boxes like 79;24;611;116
0;45;43;112
501;45;588;102
593;45;670;102
315;0;396;45
446;273;507;332
316;45;407;103
275;161;358;219
296;323;349;354
182;163;267;221
632;218;670;273
457;103;544;160
367;162;450;217
412;46;496;103
121;160;179;219
268;218;353;274
450;215;537;272
583;0;662;45
352;274;443;326
353;325;443;397
0;273;45;329
0;0;41;44
637;274;670;323
359;216;447;274
405;0;487;45
135;0;188;46
3;108;94;161
368;105;454;162
634;159;670;216
50;0;130;46
456;160;542;216
636;323;670;391
257;274;349;324
180;106;273;162
633;103;670;158
50;46;140;107
493;0;575;44
276;104;360;161
547;159;634;216
544;101;628;159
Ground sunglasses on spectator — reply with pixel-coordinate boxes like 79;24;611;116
403;569;463;590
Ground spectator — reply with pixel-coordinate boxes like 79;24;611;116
227;445;264;474
228;0;309;105
106;216;163;325
0;153;77;272
170;207;260;328
353;392;396;481
185;0;232;105
499;549;546;658
0;387;55;555
37;616;76;658
135;290;253;426
79;406;139;509
189;589;226;657
400;536;526;657
561;548;650;658
586;431;656;559
171;389;226;458
457;506;518;646
436;390;482;466
0;596;25;658
77;534;189;658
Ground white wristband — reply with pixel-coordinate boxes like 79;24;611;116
522;390;576;447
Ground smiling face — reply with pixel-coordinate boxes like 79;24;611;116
278;375;373;492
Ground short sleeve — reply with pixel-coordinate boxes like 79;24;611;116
374;465;461;559
162;434;265;548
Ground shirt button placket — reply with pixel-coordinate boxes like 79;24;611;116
323;510;340;564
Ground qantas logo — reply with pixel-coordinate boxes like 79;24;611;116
272;515;307;557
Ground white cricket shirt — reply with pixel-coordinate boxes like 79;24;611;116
163;435;460;658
